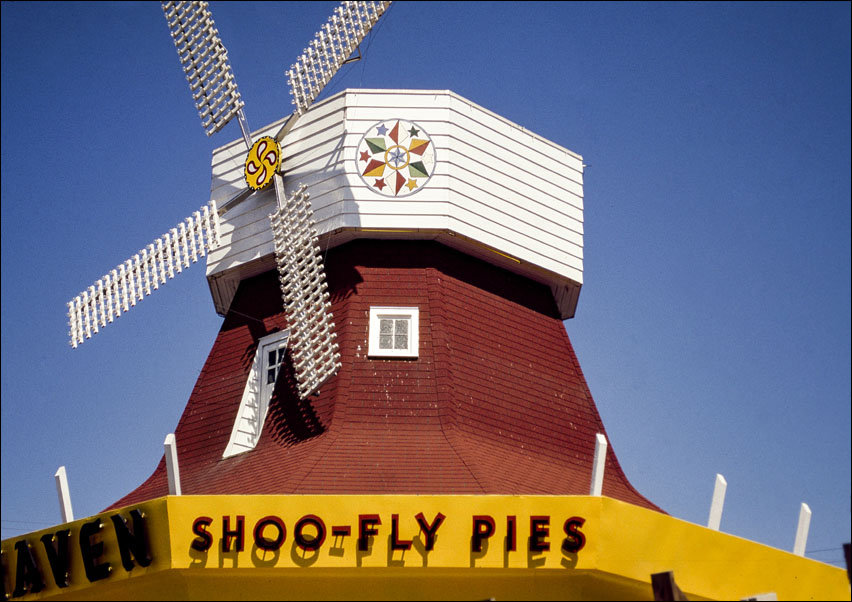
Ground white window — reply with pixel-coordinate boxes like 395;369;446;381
223;329;289;458
262;338;288;402
368;307;419;358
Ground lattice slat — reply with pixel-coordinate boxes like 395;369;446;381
162;1;244;136
67;202;220;348
269;181;340;399
287;1;391;115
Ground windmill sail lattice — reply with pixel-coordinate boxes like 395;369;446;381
67;0;391;404
287;1;391;115
67;203;220;348
163;0;245;137
269;181;340;398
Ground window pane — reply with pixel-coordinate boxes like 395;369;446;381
379;319;392;334
379;334;393;349
394;319;407;336
277;348;285;364
267;368;276;384
268;350;276;367
394;319;408;349
395;333;408;349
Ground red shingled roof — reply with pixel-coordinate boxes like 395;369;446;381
109;240;660;512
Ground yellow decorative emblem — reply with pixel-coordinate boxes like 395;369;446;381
244;136;282;190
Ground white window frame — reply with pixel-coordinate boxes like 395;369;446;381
368;307;419;358
223;329;289;458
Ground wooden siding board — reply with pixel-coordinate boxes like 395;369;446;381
339;124;583;215
446;212;584;281
344;97;584;188
445;178;584;256
442;143;584;225
345;89;583;168
209;188;581;282
278;94;346;146
446;107;584;193
281;133;347;179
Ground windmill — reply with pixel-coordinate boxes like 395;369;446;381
65;0;392;399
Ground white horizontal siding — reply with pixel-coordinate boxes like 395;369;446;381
339;128;583;227
206;89;585;318
345;91;583;187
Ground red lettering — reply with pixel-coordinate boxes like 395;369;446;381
506;515;517;552
529;516;550;552
294;515;325;551
253;516;286;551
471;515;495;553
222;515;244;552
562;516;586;553
191;516;213;552
415;512;445;551
358;515;381;552
390;514;412;550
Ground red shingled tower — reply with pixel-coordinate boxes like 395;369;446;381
111;239;657;511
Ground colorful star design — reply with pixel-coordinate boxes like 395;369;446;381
388;147;406;167
357;119;435;197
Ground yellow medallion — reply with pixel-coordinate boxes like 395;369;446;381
244;136;282;190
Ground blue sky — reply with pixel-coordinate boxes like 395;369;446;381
2;1;850;568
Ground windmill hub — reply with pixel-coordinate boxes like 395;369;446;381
244;136;282;191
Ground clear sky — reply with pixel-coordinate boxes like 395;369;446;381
2;1;850;569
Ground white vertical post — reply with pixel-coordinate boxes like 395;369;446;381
164;433;182;496
707;473;727;530
792;503;811;556
589;433;608;496
54;466;74;523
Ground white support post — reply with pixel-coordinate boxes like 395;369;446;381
54;466;74;523
164;433;182;496
707;473;727;530
589;433;608;496
792;502;811;556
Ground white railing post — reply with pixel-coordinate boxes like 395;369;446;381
792;503;811;556
707;473;727;530
164;433;182;496
590;433;608;496
54;466;74;523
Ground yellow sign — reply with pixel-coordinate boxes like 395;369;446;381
244;136;282;190
2;496;848;601
1;498;170;600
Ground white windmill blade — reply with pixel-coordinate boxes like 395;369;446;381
67;202;221;349
219;1;394;216
162;1;252;147
287;0;392;116
269;180;340;398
